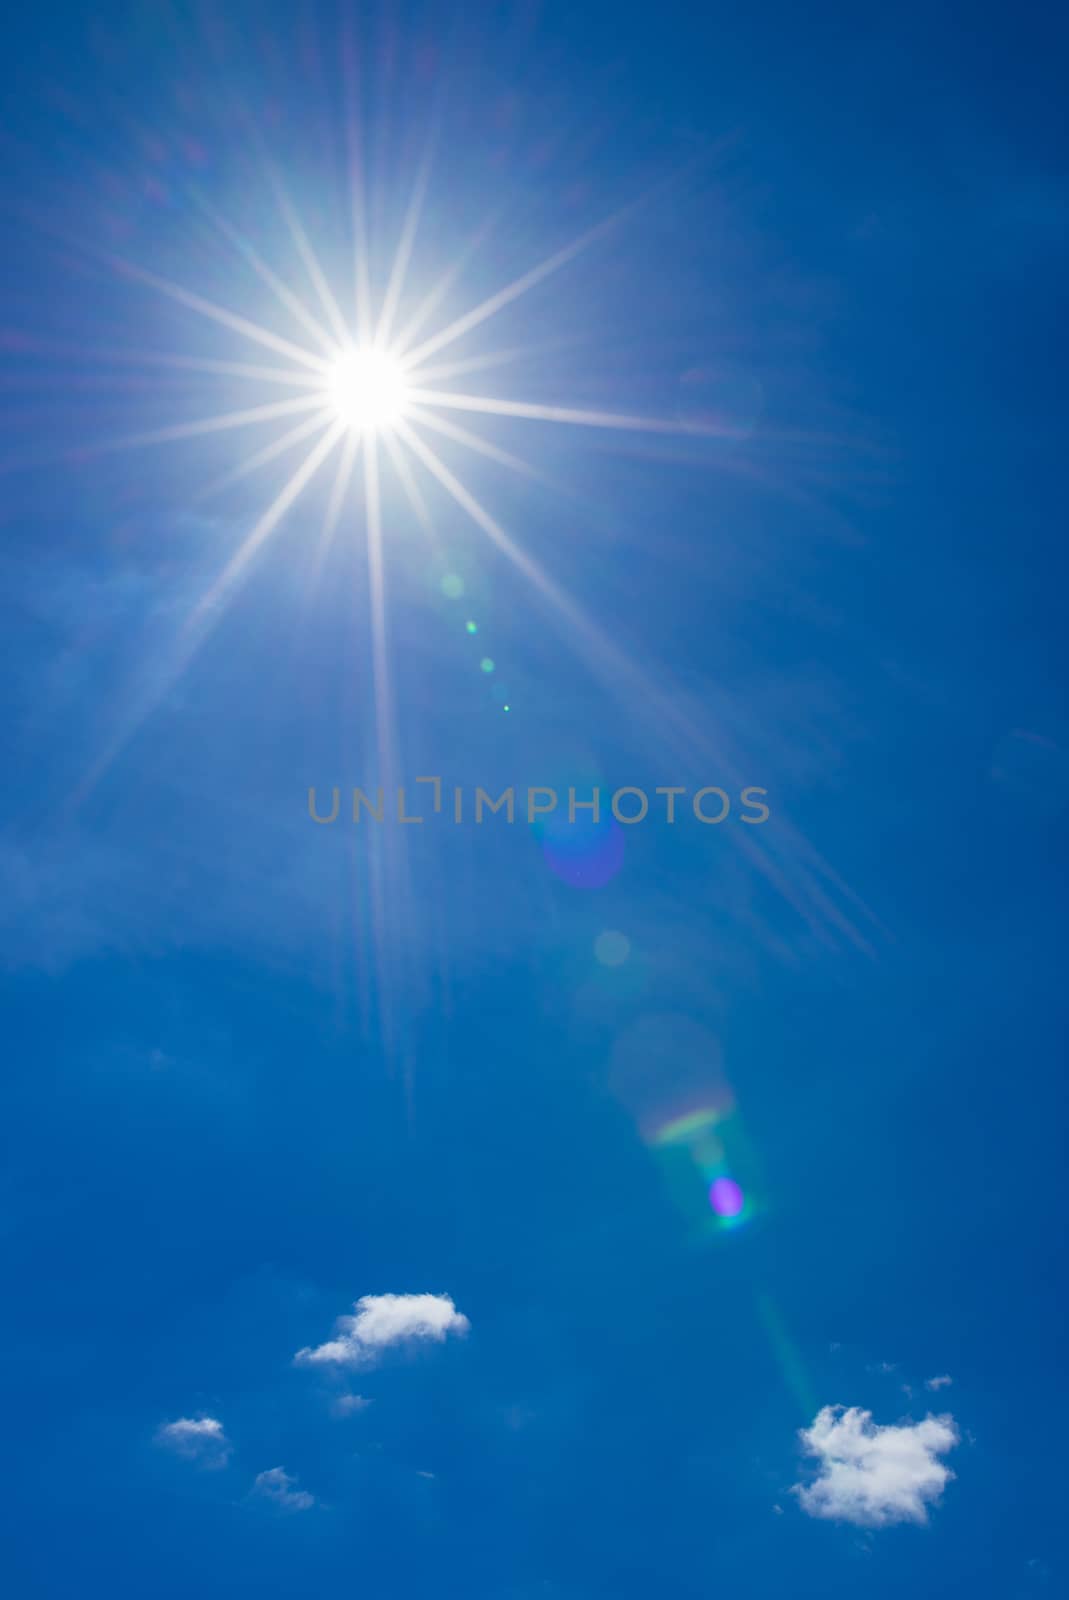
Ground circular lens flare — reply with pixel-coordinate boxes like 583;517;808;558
594;929;631;967
540;813;625;890
327;347;410;431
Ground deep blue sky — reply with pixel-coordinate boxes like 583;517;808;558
2;2;1067;1596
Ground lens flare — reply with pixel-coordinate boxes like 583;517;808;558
540;812;625;889
652;1106;729;1147
709;1176;745;1218
594;929;631;966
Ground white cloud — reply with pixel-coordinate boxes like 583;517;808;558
250;1467;314;1512
793;1405;958;1528
295;1293;470;1368
925;1375;953;1391
155;1416;231;1468
331;1393;373;1417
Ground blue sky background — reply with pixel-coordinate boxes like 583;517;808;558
2;2;1068;1595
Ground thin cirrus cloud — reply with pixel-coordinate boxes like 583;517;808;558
249;1467;315;1513
295;1292;470;1368
155;1416;231;1468
925;1374;953;1391
793;1405;959;1528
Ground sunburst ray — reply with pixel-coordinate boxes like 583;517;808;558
381;429;435;541
91;393;328;456
395;419;612;659
397;210;625;371
298;427;363;618
340;15;374;344
193;407;337;502
404;387;732;436
75;419;346;806
120;353;326;389
374;140;435;349
191;417;347;623
404;405;540;480
189;187;340;357
409;341;578;386
389;213;500;357
108;256;331;373
269;173;353;351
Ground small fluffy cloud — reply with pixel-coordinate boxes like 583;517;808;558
793;1405;958;1528
250;1467;315;1512
155;1416;231;1468
295;1293;470;1368
925;1375;953;1391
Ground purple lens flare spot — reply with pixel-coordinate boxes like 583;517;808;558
709;1176;744;1218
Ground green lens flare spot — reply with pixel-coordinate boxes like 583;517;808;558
480;657;495;673
594;930;630;967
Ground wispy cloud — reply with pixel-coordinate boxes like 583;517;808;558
925;1374;953;1391
155;1415;231;1469
331;1392;373;1417
793;1405;958;1528
249;1466;315;1512
295;1292;470;1368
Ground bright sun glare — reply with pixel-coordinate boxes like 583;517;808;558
103;169;729;729
326;346;410;431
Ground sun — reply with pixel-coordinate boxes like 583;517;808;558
326;345;410;432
